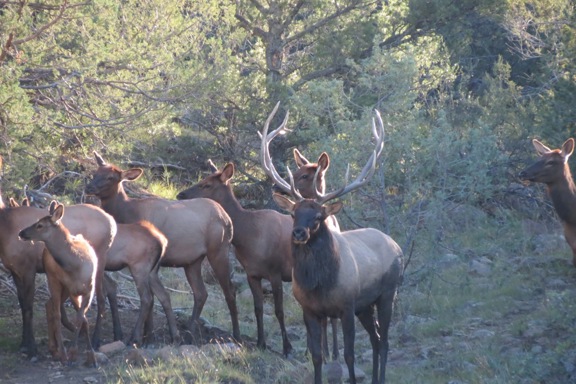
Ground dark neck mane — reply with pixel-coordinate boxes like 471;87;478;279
292;223;339;295
548;165;576;225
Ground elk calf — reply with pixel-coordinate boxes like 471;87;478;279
19;203;98;367
519;138;576;266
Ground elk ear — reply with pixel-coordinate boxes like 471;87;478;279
8;197;19;208
48;200;58;215
272;193;295;213
323;201;343;217
94;151;106;166
293;149;310;167
122;168;143;181
317;152;330;172
561;138;575;160
51;204;64;223
220;163;235;183
532;139;552;156
21;197;29;207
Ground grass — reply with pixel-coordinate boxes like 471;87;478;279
2;198;576;383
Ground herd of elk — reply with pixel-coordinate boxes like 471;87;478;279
19;202;99;367
0;164;120;356
85;152;241;343
8;197;178;347
261;105;403;384
520;138;576;266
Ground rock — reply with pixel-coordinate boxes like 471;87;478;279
83;376;99;383
469;259;492;276
124;348;155;366
98;340;126;355
324;361;343;383
94;352;109;365
156;346;179;362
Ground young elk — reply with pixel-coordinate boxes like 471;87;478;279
519;138;576;266
261;105;403;384
19;203;98;367
0;181;119;356
85;153;240;343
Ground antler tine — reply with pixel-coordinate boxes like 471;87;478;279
316;109;385;205
260;102;300;198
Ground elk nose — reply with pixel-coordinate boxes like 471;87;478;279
176;192;185;200
292;227;308;243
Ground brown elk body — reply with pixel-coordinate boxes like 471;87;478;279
85;153;240;342
19;203;98;367
519;138;576;266
262;104;402;384
176;162;295;356
0;191;119;356
107;221;179;345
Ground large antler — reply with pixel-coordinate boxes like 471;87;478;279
314;109;385;205
261;103;385;204
260;102;303;200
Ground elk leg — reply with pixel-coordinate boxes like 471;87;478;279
11;271;37;356
246;275;266;350
330;318;339;361
60;303;75;332
149;269;180;343
183;262;208;342
45;299;58;357
80;298;97;368
68;295;83;363
303;311;323;384
357;306;379;384
270;275;292;357
375;294;395;384
128;268;154;346
341;309;357;384
103;273;123;342
206;250;240;341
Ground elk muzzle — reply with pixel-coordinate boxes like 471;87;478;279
292;226;310;244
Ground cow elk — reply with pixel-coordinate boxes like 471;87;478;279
85;153;240;342
0;160;119;356
19;202;98;367
176;160;296;356
519;138;576;266
107;221;179;345
262;104;403;384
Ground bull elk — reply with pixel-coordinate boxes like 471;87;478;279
19;202;98;367
261;104;403;384
519;138;576;266
85;153;240;342
0;158;120;356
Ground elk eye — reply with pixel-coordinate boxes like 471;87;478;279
300;174;309;180
201;184;210;189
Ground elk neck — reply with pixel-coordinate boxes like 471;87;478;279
291;222;339;296
42;227;86;271
98;185;136;224
547;165;576;225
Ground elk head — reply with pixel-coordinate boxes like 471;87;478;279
85;152;143;199
176;161;234;201
19;202;64;242
519;138;575;184
261;102;385;242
